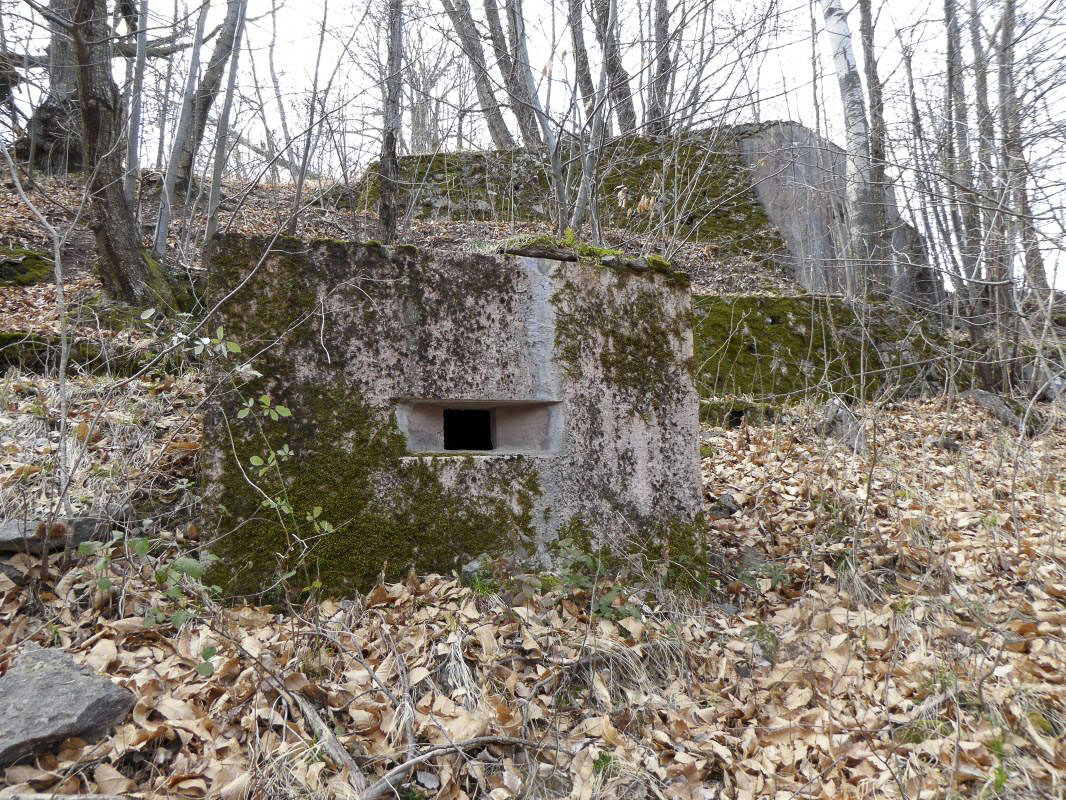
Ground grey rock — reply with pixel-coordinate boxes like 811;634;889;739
0;516;109;554
815;397;867;454
708;493;740;520
0;648;135;766
460;555;485;583
1020;363;1065;402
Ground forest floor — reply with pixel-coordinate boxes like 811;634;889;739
2;177;1066;799
1;373;1064;800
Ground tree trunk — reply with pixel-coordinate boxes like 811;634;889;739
945;0;983;287
645;0;672;134
441;0;516;150
379;0;403;243
568;0;596;118
592;0;637;133
71;0;181;308
968;0;995;234
173;0;243;191
205;0;246;245
820;0;875;297
123;0;148;206
857;0;899;296
483;0;541;147
152;0;208;260
14;0;81;171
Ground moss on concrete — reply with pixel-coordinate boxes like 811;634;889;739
358;132;786;263
691;294;959;403
204;234;544;598
0;247;52;286
206;384;542;598
553;271;691;417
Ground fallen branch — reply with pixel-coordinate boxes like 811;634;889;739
280;681;368;792
361;735;566;800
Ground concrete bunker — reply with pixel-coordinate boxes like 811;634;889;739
203;235;702;596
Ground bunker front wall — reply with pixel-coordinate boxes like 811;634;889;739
203;235;701;596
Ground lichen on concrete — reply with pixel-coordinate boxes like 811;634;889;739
553;272;691;417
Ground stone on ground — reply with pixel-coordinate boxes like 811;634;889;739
0;648;135;766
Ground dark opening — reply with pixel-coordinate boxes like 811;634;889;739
443;408;494;450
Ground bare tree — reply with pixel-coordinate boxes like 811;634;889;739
173;0;245;191
153;0;209;261
286;0;329;235
644;0;673;133
205;0;247;245
72;0;183;307
819;0;876;296
568;0;597;117
123;0;147;205
483;0;541;146
593;0;637;132
379;0;403;242
440;0;516;149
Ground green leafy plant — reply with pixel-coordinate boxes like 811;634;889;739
592;751;614;775
196;645;217;677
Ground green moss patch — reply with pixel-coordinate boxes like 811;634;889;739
204;235;543;598
358;132;786;263
553;271;691;417
206;384;541;598
0;247;52;286
0;330;148;375
691;294;962;404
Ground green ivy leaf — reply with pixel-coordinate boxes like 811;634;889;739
131;537;150;557
170;556;205;579
78;541;101;556
196;660;215;677
201;645;217;660
169;609;192;628
96;576;113;591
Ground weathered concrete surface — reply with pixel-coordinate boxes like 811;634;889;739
0;649;135;766
203;236;702;596
735;121;940;305
356;123;940;306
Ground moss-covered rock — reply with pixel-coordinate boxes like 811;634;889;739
0;247;52;286
0;330;147;375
